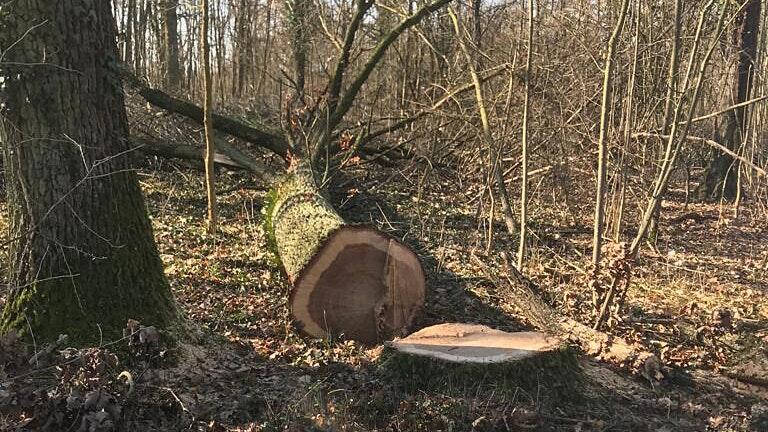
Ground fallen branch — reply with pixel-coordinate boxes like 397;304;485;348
135;137;244;169
471;253;660;377
632;132;767;177
133;136;275;183
723;369;768;388
668;211;717;224
121;70;289;158
28;334;68;366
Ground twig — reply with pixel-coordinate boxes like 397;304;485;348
686;94;768;124
28;334;69;366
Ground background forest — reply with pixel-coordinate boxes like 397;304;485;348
1;0;768;430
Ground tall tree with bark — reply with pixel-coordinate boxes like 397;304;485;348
699;0;762;200
287;0;311;99
0;0;177;343
646;0;682;243
162;0;182;90
124;0;136;65
201;0;218;233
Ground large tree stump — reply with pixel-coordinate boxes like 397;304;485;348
266;165;425;344
387;323;562;364
382;323;581;396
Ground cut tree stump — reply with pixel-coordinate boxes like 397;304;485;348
266;164;425;344
382;323;581;396
387;323;561;363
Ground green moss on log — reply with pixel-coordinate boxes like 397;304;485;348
262;186;280;258
267;170;345;279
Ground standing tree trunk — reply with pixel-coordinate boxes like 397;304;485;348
517;0;533;270
265;164;425;344
201;0;218;233
591;0;630;272
700;0;762;200
232;0;251;98
647;0;682;243
162;0;182;90
0;0;177;344
125;0;136;65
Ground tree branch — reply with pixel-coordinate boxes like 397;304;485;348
327;0;374;112
134;136;274;183
121;69;289;158
355;63;509;149
632;132;767;177
327;0;454;132
686;94;768;124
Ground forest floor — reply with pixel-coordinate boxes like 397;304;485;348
2;114;768;431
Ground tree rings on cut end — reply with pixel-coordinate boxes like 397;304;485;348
290;226;425;344
387;323;561;363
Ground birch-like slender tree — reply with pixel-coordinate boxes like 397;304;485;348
201;0;218;233
517;0;534;270
591;0;630;274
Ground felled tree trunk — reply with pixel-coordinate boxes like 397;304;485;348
266;164;425;344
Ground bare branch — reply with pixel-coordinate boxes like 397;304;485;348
687;94;768;124
632;132;767;177
326;0;454;133
327;0;374;111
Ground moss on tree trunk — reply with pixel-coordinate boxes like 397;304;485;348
266;166;345;280
0;0;177;345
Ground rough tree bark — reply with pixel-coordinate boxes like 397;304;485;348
162;0;182;90
699;0;762;200
0;0;177;343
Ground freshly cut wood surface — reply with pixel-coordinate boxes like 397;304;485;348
388;323;561;363
269;165;425;344
291;226;425;344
